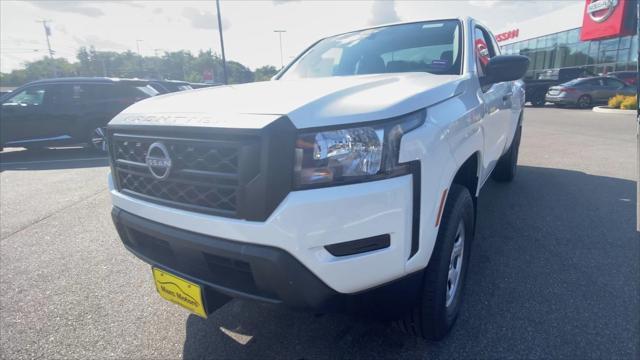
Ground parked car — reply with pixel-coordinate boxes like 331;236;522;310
107;18;528;340
0;77;158;152
545;76;636;108
607;71;638;86
524;67;594;106
148;80;193;94
189;82;223;89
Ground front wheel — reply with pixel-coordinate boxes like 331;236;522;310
397;184;474;340
576;95;592;109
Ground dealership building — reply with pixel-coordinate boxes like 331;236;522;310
495;0;638;79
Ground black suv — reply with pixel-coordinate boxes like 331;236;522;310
0;77;158;152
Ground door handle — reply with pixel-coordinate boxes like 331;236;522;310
502;93;513;102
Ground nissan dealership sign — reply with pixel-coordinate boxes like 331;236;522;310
581;0;637;40
587;0;619;23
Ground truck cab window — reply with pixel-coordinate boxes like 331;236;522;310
474;27;497;77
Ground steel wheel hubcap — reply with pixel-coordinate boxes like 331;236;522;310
91;127;107;152
579;97;589;107
446;221;465;307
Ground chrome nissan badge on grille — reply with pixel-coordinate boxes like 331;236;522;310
146;142;172;180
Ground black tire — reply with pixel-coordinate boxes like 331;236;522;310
576;95;592;109
397;184;474;340
492;122;522;182
531;96;545;107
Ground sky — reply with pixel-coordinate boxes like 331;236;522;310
0;0;583;73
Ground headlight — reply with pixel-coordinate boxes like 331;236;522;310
294;109;425;188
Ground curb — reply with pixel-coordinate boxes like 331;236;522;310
592;106;636;115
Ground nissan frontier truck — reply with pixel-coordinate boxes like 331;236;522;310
107;17;528;340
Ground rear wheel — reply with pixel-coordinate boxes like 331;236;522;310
576;95;592;109
530;92;546;107
397;185;474;340
531;98;545;107
492;122;522;182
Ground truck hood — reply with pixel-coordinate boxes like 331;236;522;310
110;72;468;129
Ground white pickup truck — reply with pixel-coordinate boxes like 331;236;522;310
108;17;528;339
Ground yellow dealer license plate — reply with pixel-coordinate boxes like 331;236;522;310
152;268;207;318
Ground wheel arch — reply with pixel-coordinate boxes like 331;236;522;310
451;152;480;205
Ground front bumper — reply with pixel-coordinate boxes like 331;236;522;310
112;207;339;308
110;173;415;295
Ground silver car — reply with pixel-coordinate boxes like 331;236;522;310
545;76;636;109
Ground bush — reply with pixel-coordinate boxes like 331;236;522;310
607;95;637;109
608;94;627;108
620;96;637;110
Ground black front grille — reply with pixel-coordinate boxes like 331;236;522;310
110;132;260;218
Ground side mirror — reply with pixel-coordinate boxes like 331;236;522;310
483;55;529;85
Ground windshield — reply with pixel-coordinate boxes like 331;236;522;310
280;20;462;80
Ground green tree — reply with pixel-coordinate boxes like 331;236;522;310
254;65;278;81
1;49;276;87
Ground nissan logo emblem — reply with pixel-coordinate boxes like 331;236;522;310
587;0;618;23
146;142;172;180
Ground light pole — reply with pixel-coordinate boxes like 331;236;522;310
216;0;228;84
274;30;286;69
136;39;143;55
136;39;144;77
36;19;56;77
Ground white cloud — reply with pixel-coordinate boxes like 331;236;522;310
182;7;230;30
369;0;401;25
272;0;301;5
73;35;128;51
27;0;105;17
468;0;500;8
1;0;584;73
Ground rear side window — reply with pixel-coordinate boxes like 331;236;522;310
65;84;119;102
45;85;74;105
603;78;625;89
583;79;603;86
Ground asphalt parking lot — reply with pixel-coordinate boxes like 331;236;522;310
1;107;638;359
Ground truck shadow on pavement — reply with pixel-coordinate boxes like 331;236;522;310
0;147;108;171
182;165;639;359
